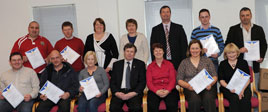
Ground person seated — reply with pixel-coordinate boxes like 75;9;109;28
36;50;79;112
78;51;109;112
0;52;40;112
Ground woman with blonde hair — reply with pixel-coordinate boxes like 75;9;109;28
218;43;251;112
78;51;109;112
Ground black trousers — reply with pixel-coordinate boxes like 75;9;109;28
220;86;251;112
184;85;217;112
36;99;70;112
110;89;143;112
147;89;179;112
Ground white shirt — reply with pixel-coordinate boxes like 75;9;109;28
121;59;133;89
240;23;254;67
162;21;171;33
64;36;74;40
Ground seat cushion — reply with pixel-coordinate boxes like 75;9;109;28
223;97;259;108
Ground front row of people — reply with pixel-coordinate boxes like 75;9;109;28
0;41;251;112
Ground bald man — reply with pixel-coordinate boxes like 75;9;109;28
11;21;53;76
37;50;79;112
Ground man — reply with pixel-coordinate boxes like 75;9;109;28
0;52;40;112
36;50;79;112
225;7;267;90
191;9;224;71
54;21;85;72
110;43;146;112
11;21;54;76
150;5;188;70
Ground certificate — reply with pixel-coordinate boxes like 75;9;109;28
60;46;80;64
25;47;45;69
80;77;100;100
39;81;64;104
244;41;260;61
2;84;24;108
188;69;214;94
226;68;250;95
200;35;220;57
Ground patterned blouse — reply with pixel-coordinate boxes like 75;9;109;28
176;56;217;82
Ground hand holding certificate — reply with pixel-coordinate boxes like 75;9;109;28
226;69;250;95
2;84;24;108
39;81;64;104
200;35;220;57
60;46;80;64
244;41;260;61
25;47;45;69
80;77;100;100
188;69;214;94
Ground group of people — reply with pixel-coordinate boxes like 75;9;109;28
0;5;267;112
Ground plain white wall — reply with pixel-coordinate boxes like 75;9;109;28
0;0;259;73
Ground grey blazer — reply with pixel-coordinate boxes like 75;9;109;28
79;67;109;94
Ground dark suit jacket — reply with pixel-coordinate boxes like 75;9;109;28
225;23;267;72
150;22;188;70
110;58;146;95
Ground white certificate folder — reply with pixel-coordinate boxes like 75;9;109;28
39;81;64;104
244;41;260;61
2;84;24;108
199;34;220;57
188;69;214;94
226;68;250;95
80;77;100;100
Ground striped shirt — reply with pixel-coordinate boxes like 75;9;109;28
191;25;224;59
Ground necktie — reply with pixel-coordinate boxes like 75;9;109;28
126;62;131;89
165;25;171;59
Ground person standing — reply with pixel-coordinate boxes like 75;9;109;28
150;5;188;70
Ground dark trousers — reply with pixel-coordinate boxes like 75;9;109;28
36;99;70;112
184;85;217;112
147;89;179;112
220;86;251;112
110;89;143;112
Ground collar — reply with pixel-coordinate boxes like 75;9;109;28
124;59;133;64
152;59;167;65
64;36;74;40
240;23;254;29
200;24;211;30
26;34;42;41
162;21;171;27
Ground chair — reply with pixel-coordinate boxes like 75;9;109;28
179;87;222;112
219;67;262;112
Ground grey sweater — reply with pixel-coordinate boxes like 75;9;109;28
78;67;109;94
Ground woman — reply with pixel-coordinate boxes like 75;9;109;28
119;18;149;63
177;39;217;112
78;51;109;112
146;43;178;112
84;18;119;72
218;43;251;112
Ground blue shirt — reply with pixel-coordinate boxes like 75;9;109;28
127;34;137;44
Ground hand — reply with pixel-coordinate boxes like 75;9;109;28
62;58;67;62
95;93;102;98
206;85;212;90
230;89;235;93
0;92;4;100
187;85;194;91
210;54;218;59
203;48;208;53
239;91;244;100
60;92;70;100
24;94;32;102
115;92;125;100
105;67;111;72
79;86;84;92
256;58;264;63
239;47;248;53
40;94;47;101
161;90;169;98
123;92;137;100
45;57;50;64
23;56;28;62
156;90;165;97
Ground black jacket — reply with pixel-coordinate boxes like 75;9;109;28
40;62;79;99
225;23;267;72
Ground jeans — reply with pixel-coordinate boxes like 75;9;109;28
0;99;34;112
78;93;106;112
